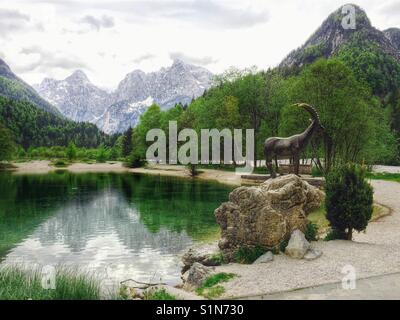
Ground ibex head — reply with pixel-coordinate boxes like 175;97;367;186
293;103;325;132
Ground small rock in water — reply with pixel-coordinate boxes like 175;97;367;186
303;249;323;261
253;251;274;264
285;229;310;259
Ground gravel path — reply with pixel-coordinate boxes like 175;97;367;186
216;180;400;299
248;272;400;300
372;165;400;174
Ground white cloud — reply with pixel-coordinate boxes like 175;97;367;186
1;0;399;89
79;15;115;31
169;52;218;66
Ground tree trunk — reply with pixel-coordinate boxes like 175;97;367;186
347;228;353;241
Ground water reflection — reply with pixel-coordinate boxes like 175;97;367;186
0;172;232;285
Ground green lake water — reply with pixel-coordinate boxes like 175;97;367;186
0;171;232;285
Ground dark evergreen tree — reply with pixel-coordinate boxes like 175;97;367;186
122;127;133;157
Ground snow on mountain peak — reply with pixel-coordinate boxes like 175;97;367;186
36;60;214;133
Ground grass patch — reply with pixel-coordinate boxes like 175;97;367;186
366;172;400;183
196;273;236;299
143;288;176;300
208;252;227;265
0;266;101;300
234;245;267;264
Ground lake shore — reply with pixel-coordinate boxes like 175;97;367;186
8;161;243;186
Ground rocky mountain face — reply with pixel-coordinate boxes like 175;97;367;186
36;59;213;134
384;28;400;51
35;70;111;123
0;58;60;115
279;5;400;70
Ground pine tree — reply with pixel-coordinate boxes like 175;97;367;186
122;127;133;157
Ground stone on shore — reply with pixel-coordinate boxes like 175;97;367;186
303;248;323;261
182;262;214;291
181;242;220;273
253;251;274;264
285;229;311;259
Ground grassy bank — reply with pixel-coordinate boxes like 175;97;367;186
0;267;102;300
366;172;400;183
308;203;386;235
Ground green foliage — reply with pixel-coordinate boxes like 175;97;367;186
95;144;109;163
304;221;319;241
311;166;324;177
209;252;227;265
51;159;70;168
0;123;15;161
324;229;347;241
336;35;400;97
66;142;77;160
0;76;60;115
234;245;267;264
300;42;329;64
0;96;110;149
122;127;133;157
143;288;176;300
279;59;398;169
126;149;145;168
196;273;236;299
366;172;400;183
325;164;374;240
0;267;101;300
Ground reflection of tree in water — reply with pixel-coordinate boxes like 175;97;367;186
1;171;232;257
1;172;232;284
36;189;192;254
119;174;232;240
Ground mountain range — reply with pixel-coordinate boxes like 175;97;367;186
35;59;213;133
1;4;400;138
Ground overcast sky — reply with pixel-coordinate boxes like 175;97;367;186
1;0;399;89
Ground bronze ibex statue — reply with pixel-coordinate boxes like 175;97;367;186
264;103;325;178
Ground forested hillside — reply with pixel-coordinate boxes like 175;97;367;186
0;96;110;149
0;59;60;115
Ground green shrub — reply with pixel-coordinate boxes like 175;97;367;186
196;273;236;299
325;164;373;240
324;229;347;241
96;144;109;163
234;245;267;264
304;221;319;241
311;166;323;177
209;252;226;265
126;150;145;168
66;142;77;160
143;288;176;300
52;160;69;168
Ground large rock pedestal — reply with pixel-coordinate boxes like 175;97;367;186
215;174;324;255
